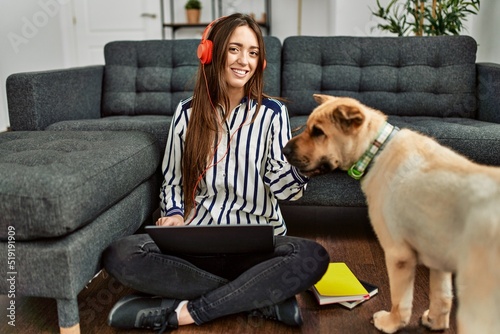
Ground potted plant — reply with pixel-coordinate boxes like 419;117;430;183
370;0;480;36
185;0;202;24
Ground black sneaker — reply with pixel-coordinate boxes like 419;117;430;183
108;294;180;333
249;296;303;326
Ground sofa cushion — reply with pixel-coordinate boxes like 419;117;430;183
101;36;282;117
282;171;366;207
291;113;500;164
0;131;160;240
287;115;500;207
282;36;477;119
46;115;171;155
388;116;500;166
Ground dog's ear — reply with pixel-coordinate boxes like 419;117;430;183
313;94;337;105
331;104;365;133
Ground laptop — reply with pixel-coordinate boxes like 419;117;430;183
145;224;275;254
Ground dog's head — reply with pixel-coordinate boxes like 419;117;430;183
283;94;387;177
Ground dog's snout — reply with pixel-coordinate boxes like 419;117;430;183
282;141;295;158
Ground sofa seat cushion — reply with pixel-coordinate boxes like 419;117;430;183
282;171;366;207
46;115;171;155
0;131;160;240
285;116;500;208
291;115;500;166
388;116;500;166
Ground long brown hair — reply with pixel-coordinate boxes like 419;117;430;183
183;13;267;219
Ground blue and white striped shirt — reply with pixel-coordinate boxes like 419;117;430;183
159;96;308;235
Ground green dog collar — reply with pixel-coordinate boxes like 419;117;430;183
348;122;399;180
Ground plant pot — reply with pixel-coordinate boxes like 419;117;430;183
186;9;201;24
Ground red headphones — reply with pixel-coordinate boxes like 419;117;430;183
197;17;224;65
197;16;266;69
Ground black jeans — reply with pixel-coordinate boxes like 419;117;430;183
102;233;329;325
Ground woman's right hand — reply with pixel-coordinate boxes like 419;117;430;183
156;214;185;226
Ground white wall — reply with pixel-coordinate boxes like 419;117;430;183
332;0;388;37
1;0;499;132
0;0;69;132
470;0;500;63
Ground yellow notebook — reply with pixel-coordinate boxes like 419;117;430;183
314;262;368;296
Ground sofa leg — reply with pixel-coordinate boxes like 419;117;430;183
60;323;80;334
56;298;80;334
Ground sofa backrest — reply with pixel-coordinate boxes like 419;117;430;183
101;36;282;117
282;36;477;118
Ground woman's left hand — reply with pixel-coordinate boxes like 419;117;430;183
156;214;185;226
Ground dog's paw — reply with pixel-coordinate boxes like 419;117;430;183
373;310;407;334
421;309;450;331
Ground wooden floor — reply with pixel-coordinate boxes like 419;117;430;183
1;207;457;334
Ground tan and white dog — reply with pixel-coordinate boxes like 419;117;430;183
283;94;500;333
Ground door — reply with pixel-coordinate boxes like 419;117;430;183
71;0;161;66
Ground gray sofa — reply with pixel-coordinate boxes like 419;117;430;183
2;35;500;333
280;36;500;214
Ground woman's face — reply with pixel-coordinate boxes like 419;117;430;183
224;25;260;95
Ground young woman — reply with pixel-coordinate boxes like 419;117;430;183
103;13;329;333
